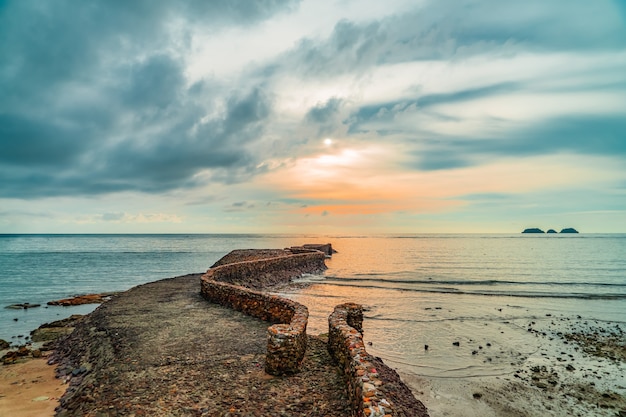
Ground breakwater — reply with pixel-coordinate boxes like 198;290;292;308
328;303;429;417
205;249;327;290
200;278;309;375
200;246;428;416
200;247;326;375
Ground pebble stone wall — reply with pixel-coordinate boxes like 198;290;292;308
200;251;324;375
206;251;327;289
328;303;396;417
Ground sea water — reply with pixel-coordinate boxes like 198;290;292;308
1;234;625;381
0;234;299;342
279;234;626;381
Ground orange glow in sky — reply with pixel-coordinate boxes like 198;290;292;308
259;146;620;222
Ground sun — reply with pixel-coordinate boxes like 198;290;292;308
323;138;333;146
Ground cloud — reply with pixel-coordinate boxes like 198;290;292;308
275;0;626;79
122;55;186;110
305;97;346;136
0;84;273;197
224;201;256;212
0;209;52;219
0;113;91;167
1;0;625;233
306;97;345;124
0;0;296;199
409;115;626;171
347;82;520;134
99;212;182;223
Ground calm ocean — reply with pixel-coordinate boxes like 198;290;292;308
1;234;625;379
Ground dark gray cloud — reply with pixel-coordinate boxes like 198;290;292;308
122;55;186;110
1;0;624;203
0;86;272;197
410;115;626;171
224;201;256;212
276;0;625;78
306;98;344;124
347;83;519;134
305;97;345;136
106;87;270;177
340;67;626;171
415;151;472;171
0;114;92;167
0;0;296;199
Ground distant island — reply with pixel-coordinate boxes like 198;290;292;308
522;228;579;234
522;228;545;233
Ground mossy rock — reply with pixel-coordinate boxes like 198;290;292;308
30;326;75;342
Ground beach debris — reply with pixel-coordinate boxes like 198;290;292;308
32;396;50;402
1;345;33;365
47;292;119;306
453;341;460;346
5;302;41;309
30;314;84;342
562;327;626;363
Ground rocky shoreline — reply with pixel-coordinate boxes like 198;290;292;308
393;312;626;417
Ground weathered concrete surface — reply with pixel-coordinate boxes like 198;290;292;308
52;274;351;416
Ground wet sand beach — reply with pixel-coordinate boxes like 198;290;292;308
279;279;626;417
400;314;626;417
0;356;64;417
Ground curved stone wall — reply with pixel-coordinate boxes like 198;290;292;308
329;303;396;417
201;249;326;375
206;251;327;290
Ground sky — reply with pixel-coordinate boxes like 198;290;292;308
1;0;625;234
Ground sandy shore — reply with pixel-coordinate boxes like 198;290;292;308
0;356;64;417
280;279;626;417
394;316;626;417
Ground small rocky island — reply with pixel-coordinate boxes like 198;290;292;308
522;228;545;233
522;227;579;234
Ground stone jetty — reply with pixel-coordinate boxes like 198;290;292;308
48;245;427;416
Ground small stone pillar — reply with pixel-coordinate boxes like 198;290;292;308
343;302;363;333
265;324;307;375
